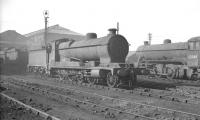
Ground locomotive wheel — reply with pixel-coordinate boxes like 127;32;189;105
76;74;84;83
166;67;175;79
106;72;118;88
41;73;48;80
155;74;162;79
191;74;198;81
87;77;96;85
40;69;49;80
58;74;65;80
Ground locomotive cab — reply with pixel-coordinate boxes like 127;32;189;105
187;37;200;80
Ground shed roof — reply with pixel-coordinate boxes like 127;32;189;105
24;24;84;37
188;36;200;42
0;30;27;50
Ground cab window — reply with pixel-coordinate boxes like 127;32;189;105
196;41;200;50
189;42;195;50
189;41;200;50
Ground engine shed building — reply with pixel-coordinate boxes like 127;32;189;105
0;30;27;50
24;24;85;50
0;30;28;73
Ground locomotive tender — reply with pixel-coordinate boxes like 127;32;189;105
128;37;200;80
28;28;136;87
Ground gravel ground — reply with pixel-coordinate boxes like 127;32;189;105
1;74;200;120
170;86;200;100
137;75;200;88
0;94;45;120
26;74;200;115
1;83;107;120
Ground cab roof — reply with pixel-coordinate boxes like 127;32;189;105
188;36;200;42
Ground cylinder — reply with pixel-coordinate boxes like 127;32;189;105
90;69;106;77
117;68;130;77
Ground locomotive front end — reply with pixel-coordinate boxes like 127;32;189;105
187;37;200;80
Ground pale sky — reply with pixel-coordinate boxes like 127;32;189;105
1;0;200;51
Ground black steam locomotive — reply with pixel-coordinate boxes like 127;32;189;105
127;37;200;80
28;28;137;87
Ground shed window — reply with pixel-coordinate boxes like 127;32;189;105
196;41;200;50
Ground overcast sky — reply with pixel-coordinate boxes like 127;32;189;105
1;0;200;51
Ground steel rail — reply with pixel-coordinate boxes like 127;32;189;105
12;74;200;105
3;78;200;120
2;80;156;120
0;93;61;120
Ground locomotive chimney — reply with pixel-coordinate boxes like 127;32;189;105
108;28;117;36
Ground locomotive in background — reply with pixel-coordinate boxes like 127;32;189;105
127;37;200;80
28;28;137;88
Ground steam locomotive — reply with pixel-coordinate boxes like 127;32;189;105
28;28;137;87
127;37;200;80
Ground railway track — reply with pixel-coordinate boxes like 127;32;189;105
9;74;200;104
33;74;200;105
2;78;154;120
2;74;200;105
138;75;200;86
1;81;110;120
0;93;60;120
1;76;200;120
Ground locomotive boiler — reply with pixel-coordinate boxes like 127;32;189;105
127;38;200;80
28;28;136;87
57;29;128;64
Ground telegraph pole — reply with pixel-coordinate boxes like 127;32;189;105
43;10;49;71
43;10;49;47
148;33;152;45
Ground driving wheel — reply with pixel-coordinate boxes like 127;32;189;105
106;72;118;88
